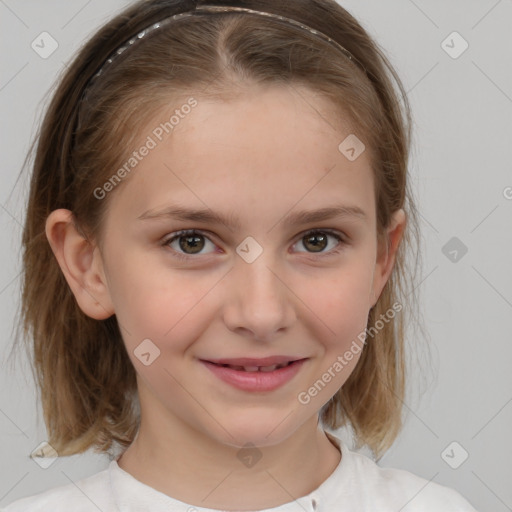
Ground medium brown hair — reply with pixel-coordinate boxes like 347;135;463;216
13;0;423;459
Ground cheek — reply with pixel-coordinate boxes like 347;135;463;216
310;260;373;342
104;249;219;349
293;262;374;408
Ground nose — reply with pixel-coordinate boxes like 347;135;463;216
222;252;296;342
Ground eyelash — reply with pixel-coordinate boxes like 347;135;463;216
161;228;347;262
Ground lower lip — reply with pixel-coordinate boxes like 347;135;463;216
200;359;307;392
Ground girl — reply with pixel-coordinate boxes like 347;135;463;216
3;0;478;510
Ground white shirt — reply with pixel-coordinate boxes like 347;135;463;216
2;432;478;511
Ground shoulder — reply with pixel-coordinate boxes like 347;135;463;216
325;435;478;511
343;444;478;511
1;465;114;512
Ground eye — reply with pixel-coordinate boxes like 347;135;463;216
161;228;347;261
162;229;217;260
292;229;345;255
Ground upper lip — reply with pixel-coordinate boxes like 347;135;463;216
202;356;305;366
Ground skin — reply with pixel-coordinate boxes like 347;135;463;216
46;83;405;510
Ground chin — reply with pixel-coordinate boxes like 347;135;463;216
205;409;304;449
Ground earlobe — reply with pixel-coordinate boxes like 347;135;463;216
45;209;114;320
369;208;406;307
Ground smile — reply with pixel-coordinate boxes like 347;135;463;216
214;361;295;372
200;358;308;392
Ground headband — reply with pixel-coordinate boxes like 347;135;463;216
81;4;365;101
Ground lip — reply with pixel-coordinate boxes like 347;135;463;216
200;358;308;392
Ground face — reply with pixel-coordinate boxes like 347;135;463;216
92;84;399;448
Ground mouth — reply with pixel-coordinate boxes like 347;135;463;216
201;355;306;371
206;360;298;372
199;357;308;392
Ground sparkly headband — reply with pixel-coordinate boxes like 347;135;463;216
82;4;365;98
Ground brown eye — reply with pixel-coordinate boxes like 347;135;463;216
303;232;328;252
293;230;344;255
178;233;205;254
164;230;216;258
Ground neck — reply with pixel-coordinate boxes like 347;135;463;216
117;406;341;510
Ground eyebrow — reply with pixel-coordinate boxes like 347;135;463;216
137;203;367;230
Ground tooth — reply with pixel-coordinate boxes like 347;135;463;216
224;363;291;372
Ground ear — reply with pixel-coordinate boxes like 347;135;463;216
369;208;406;308
45;209;114;320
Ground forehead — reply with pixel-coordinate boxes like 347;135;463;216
105;84;376;229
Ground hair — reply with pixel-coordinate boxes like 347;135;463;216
13;0;424;460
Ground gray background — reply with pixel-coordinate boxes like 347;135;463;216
1;1;511;511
